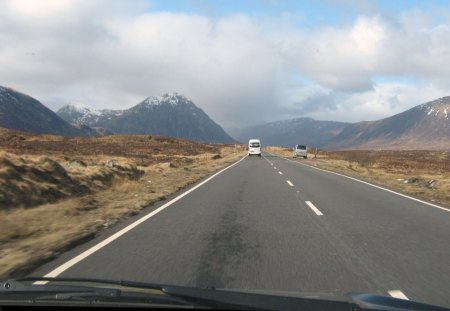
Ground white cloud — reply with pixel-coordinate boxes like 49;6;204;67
302;83;447;122
7;0;73;17
1;0;450;130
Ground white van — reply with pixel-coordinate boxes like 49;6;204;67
248;139;262;157
293;144;307;158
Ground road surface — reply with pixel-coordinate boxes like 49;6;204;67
31;152;450;308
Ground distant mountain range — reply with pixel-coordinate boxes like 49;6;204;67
233;118;349;148
0;86;234;143
1;85;448;149
57;93;234;143
235;97;450;150
0;86;101;136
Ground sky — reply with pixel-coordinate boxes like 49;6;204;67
1;0;450;130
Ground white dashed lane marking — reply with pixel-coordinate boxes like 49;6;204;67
286;180;294;187
305;201;323;216
265;152;450;213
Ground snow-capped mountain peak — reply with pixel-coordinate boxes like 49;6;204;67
419;96;450;121
69;101;88;109
67;103;100;115
142;92;191;107
0;85;102;136
57;103;126;125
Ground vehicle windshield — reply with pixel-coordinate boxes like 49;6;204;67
1;1;449;310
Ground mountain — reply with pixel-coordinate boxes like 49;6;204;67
233;117;349;147
56;104;121;127
326;97;450;150
57;93;235;143
0;86;101;136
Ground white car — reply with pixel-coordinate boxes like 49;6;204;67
293;145;307;158
248;139;262;157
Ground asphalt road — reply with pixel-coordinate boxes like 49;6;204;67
31;152;450;308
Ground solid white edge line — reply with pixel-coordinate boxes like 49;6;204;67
286;180;294;187
36;155;248;283
388;290;409;300
278;171;283;175
305;201;324;216
266;152;450;213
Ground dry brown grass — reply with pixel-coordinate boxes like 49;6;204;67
268;147;450;207
0;128;246;278
0;152;143;209
265;146;325;159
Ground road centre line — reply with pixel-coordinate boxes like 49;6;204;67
262;154;273;166
274;167;277;170
36;155;248;283
286;180;294;187
388;290;409;300
278;171;283;175
305;201;323;216
265;152;450;213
